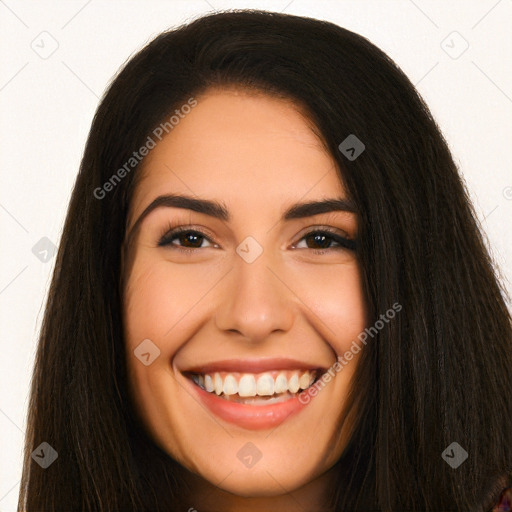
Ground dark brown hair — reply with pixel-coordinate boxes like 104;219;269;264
19;9;512;511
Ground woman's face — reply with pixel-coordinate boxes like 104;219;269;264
122;88;367;497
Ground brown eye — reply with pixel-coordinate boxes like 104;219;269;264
294;229;356;252
158;229;215;250
176;232;204;248
304;233;334;249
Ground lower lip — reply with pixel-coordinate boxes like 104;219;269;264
185;376;315;430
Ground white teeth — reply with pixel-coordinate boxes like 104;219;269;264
238;374;257;397
192;369;318;397
222;374;238;396
256;374;274;396
299;372;311;390
204;374;214;392
214;373;223;395
274;373;288;394
288;374;300;393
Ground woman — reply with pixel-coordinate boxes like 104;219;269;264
18;9;511;511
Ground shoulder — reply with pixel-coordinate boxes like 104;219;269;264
489;487;511;512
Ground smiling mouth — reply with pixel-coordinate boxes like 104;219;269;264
186;369;321;405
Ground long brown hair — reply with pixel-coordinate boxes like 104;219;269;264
19;9;512;511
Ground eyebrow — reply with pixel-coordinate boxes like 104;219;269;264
126;193;357;243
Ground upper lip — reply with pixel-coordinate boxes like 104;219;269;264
181;358;328;374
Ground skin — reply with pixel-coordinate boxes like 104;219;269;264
121;88;367;511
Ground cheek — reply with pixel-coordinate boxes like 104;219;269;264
122;255;219;347
293;261;367;350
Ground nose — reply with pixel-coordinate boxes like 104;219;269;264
214;250;295;343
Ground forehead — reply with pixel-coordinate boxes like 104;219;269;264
128;88;345;229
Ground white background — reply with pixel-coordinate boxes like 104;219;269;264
1;1;511;509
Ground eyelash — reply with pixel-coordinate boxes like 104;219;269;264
157;223;356;254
